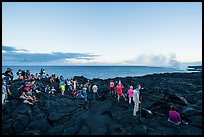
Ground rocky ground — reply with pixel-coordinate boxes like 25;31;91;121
2;72;202;135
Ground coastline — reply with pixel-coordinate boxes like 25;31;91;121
2;65;186;80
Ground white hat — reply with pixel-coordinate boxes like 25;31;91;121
130;86;133;89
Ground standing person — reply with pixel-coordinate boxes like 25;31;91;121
127;86;134;104
67;79;71;91
6;80;12;95
50;77;55;89
92;84;100;101
168;105;182;125
2;82;9;104
25;70;31;79
69;79;73;92
82;84;88;110
21;70;26;79
115;81;118;97
34;73;39;80
40;68;43;77
133;84;141;116
65;79;69;92
60;75;64;82
42;70;46;79
60;80;66;95
109;80;115;96
73;80;77;92
116;81;127;102
4;68;13;82
82;84;87;97
87;80;92;92
8;69;14;82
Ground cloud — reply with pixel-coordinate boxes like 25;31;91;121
124;53;182;68
65;58;121;66
2;45;28;52
2;45;98;65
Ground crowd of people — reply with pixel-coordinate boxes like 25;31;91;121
2;67;187;126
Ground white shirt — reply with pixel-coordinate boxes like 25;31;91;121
92;85;98;93
2;85;7;94
133;89;140;103
73;81;76;88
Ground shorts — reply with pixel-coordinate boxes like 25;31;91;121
117;91;122;95
61;86;65;91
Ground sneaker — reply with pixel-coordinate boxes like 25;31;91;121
182;120;188;125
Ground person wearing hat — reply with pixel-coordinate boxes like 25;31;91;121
116;80;127;102
127;86;134;104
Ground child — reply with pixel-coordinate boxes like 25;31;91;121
60;80;66;95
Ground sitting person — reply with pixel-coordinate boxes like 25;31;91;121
49;86;56;95
19;91;35;105
31;81;41;93
18;80;34;94
168;105;181;125
44;85;51;93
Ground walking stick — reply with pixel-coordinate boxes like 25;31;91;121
139;87;144;117
140;96;142;117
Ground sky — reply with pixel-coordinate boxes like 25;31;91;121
2;2;202;67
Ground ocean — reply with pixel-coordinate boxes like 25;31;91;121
2;66;187;80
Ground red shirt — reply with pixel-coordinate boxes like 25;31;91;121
116;84;124;95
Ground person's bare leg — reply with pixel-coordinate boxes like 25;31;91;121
122;94;127;101
117;95;120;102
